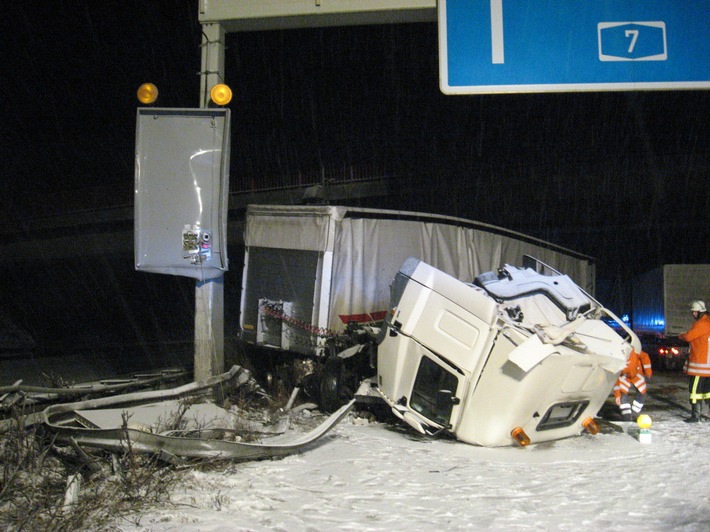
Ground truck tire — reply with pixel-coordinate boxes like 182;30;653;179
319;356;355;413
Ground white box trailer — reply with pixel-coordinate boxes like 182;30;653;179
632;264;710;369
633;264;710;336
240;205;596;356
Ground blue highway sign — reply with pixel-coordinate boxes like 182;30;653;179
439;0;710;94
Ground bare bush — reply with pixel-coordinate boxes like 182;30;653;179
0;407;182;531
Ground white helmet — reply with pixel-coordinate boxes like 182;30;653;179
690;300;707;312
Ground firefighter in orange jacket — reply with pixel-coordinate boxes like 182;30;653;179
613;348;653;421
678;300;710;423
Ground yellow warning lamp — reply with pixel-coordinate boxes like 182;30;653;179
511;427;531;447
637;414;652;429
137;83;159;105
582;417;600;435
210;83;233;106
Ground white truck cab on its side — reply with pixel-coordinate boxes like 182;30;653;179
367;258;635;447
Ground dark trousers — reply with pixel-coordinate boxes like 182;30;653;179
688;375;710;403
688;375;710;417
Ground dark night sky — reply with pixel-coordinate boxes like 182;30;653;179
0;2;708;361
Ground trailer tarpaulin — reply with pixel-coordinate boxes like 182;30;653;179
330;216;594;329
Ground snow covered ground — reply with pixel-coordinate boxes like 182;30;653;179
121;372;709;532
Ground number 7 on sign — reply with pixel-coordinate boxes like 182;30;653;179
625;29;639;53
490;0;505;63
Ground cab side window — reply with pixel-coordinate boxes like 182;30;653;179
410;356;459;426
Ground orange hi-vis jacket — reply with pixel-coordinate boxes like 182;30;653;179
679;313;710;377
613;349;652;399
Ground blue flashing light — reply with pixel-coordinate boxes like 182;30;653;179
633;312;666;334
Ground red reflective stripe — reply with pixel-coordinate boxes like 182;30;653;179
338;311;388;324
339;313;371;324
370;310;388;321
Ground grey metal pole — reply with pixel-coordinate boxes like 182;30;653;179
194;22;226;381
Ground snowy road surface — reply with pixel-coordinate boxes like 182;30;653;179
122;373;710;531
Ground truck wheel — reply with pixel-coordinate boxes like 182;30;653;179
319;356;355;413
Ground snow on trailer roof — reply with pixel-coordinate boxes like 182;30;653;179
245;204;596;262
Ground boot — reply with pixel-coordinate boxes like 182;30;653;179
619;408;633;422
685;402;701;423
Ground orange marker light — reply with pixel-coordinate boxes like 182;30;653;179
137;83;159;104
582;417;600;435
210;83;233;106
511;427;531;447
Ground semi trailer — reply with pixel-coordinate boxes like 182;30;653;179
239;204;596;358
